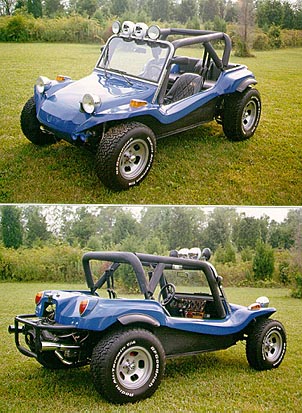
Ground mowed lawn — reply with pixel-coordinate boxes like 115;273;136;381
1;283;301;412
0;43;301;205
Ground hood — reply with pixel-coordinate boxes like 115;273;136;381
36;70;157;134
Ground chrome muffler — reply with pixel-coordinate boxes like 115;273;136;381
41;341;81;351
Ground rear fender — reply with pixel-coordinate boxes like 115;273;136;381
236;78;257;92
118;313;160;327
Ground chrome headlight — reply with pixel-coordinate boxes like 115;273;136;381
36;76;52;94
81;93;101;114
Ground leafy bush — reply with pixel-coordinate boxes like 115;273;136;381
0;14;103;43
268;24;282;48
291;274;302;298
240;247;253;262
253;32;270;50
0;245;83;282
214;242;236;265
281;30;302;47
279;261;291;285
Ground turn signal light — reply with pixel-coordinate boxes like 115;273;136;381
130;99;147;108
35;292;43;305
56;75;71;82
79;299;89;316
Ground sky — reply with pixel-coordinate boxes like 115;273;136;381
41;204;296;223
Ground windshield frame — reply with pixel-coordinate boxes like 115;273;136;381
96;35;173;86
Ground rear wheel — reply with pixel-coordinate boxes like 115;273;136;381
91;328;165;404
95;122;156;190
246;319;286;370
20;96;57;145
222;88;261;141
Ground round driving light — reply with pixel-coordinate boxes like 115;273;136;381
36;76;51;94
82;93;101;114
147;25;161;40
122;21;135;37
112;21;121;34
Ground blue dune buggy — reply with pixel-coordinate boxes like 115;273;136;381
21;21;261;190
9;248;286;404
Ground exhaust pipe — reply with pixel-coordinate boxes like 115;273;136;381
8;325;23;334
41;341;81;351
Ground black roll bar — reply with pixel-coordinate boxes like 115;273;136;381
82;251;150;298
160;28;232;69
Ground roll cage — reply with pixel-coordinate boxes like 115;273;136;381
96;27;233;105
82;251;227;319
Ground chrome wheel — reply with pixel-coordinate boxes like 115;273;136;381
262;329;284;363
119;138;150;180
241;99;258;132
115;345;153;390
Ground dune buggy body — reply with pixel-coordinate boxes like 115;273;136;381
21;22;261;190
9;249;286;404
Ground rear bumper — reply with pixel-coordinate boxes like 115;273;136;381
8;314;78;359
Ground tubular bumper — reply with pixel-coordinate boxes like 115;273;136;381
8;314;78;359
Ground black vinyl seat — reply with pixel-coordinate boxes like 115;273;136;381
165;73;203;104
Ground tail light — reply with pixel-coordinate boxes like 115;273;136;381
35;292;43;305
79;299;89;316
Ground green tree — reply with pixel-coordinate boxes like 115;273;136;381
44;0;64;17
256;0;283;28
200;0;220;21
233;215;269;251
203;207;237;251
1;206;23;249
24;207;52;247
176;0;198;24
65;207;98;247
77;0;98;17
27;0;42;17
110;0;129;15
112;211;138;245
253;239;275;281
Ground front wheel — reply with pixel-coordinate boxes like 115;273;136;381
95;122;156;190
20;97;57;145
222;88;261;141
91;328;165;404
246;319;286;370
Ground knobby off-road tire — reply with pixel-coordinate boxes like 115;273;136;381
20;97;57;145
95;122;156;190
246;318;286;371
91;328;165;404
222;88;261;141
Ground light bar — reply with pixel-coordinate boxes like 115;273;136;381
122;21;136;37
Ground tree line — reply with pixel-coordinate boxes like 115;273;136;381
0;0;302;52
0;205;301;298
1;0;302;31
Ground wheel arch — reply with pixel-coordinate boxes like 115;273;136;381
236;78;257;93
117;313;161;328
104;115;159;138
244;313;275;335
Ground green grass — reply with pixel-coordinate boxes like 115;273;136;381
1;282;301;412
0;44;302;204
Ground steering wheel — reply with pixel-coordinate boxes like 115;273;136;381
158;283;176;306
144;64;161;81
